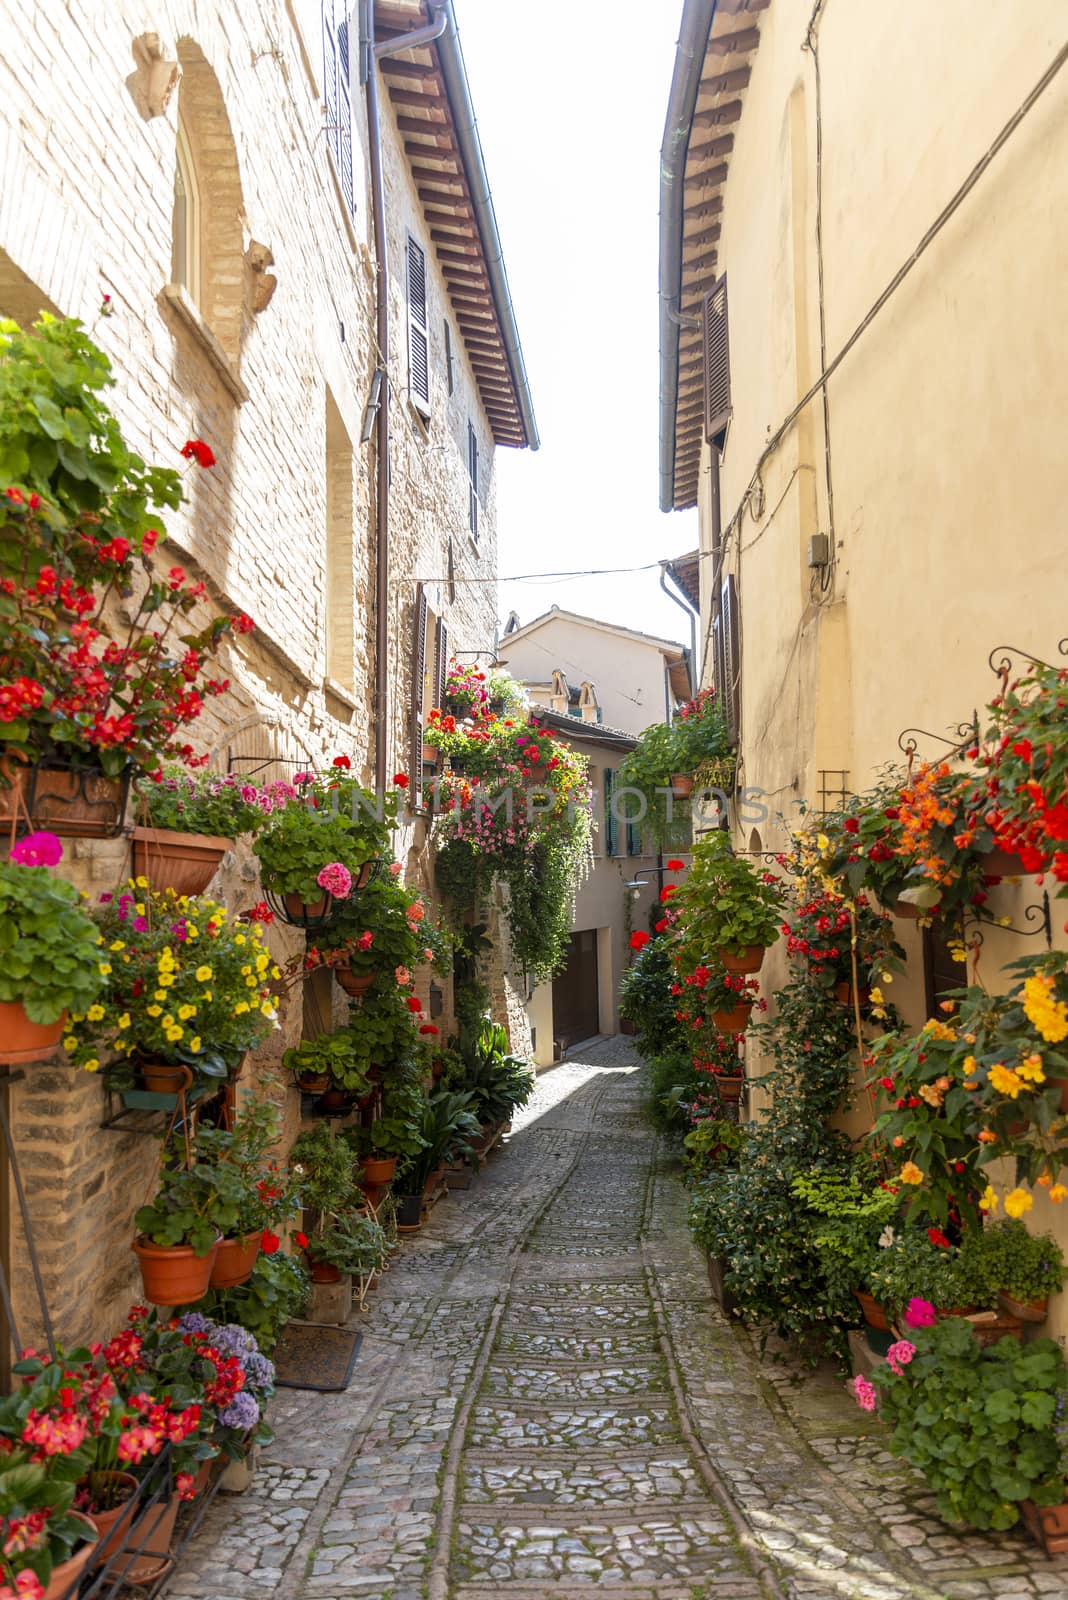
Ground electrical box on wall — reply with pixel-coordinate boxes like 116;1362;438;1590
807;533;830;569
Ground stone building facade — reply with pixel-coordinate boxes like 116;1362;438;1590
0;0;535;1353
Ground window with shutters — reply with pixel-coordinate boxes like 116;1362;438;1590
626;813;642;858
322;0;355;217
467;420;479;540
444;319;455;396
603;769;618;857
410;589;449;801
703;273;731;451
407;236;431;417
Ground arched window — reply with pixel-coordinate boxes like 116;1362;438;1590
171;116;200;304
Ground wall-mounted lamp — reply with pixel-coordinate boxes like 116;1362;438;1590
360;369;383;444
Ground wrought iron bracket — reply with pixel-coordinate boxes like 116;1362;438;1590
966;890;1053;950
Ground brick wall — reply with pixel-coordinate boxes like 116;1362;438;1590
0;0;530;1352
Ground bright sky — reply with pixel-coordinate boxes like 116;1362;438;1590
453;0;698;652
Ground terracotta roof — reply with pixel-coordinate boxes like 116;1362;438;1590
531;708;637;751
660;0;769;508
664;548;701;610
375;1;536;448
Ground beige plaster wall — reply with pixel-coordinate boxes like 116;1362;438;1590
686;1;1068;1338
498;616;683;736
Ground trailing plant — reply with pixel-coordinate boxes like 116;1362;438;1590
0;315;249;775
0;834;104;1022
790;1163;901;1307
868;1316;1067;1531
617;721;690;849
977;1219;1067;1305
135;766;296;836
66;883;279;1078
307;877;439;977
670;686;730;774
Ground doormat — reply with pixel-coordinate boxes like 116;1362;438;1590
273;1322;363;1392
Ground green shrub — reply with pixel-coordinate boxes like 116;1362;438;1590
619;936;687;1059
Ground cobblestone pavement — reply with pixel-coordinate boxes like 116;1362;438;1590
166;1041;1068;1600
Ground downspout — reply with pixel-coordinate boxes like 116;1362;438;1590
658;0;716;512
365;6;449;799
658;563;698;685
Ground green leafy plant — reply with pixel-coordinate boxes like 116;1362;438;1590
183;1248;309;1355
978;1219;1067;1305
619;935;689;1059
306;1211;390;1276
867;1228;996;1315
669;687;730;774
872;1316;1068;1531
309;876;437;977
682;1117;746;1182
395;1091;481;1196
289;1124;360;1226
253;774;394;901
283;1028;371;1097
0;849;104;1022
134;1155;246;1255
441;1017;535;1126
349;1081;428;1160
134;766;288;837
671;831;785;959
790;1163;901;1306
0;1361;96;1590
195;1096;302;1238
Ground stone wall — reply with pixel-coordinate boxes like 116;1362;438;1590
0;0;530;1353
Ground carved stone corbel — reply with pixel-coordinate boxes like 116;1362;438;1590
245;241;277;314
126;34;181;120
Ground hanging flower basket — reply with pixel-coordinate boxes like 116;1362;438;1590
711;1000;753;1033
719;945;766;975
210;1230;262;1289
834;980;871;1009
131;825;232;896
0;1001;66;1065
335;965;375;997
0;759;130;839
671;773;695;797
132;1235;219;1305
712;1074;745;1102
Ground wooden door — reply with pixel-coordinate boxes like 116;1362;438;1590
552;930;599;1053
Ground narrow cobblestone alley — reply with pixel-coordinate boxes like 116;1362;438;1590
167;1043;1068;1600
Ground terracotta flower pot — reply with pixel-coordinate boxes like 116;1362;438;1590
712;1075;745;1102
140;1063;189;1095
1022;1493;1068;1556
0;762;128;839
671;773;694;797
132;1235;219;1306
834;980;871;1009
711;1001;753;1033
720;946;766;975
309;1257;341;1284
85;1471;140;1569
42;1516;96;1597
335;966;375;997
360;1155;398;1186
319;1088;350;1113
854;1289;892;1331
296;1071;330;1094
998;1290;1048;1323
978;845;1028;882
110;1489;180;1584
131;826;232;896
0;1001;66;1065
283;891;328;920
210;1231;262;1289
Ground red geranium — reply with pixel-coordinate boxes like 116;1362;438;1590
393;773;409;788
180;438;216;469
630;930;650;951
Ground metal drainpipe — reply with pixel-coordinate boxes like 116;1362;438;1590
366;7;449;798
658;564;698;687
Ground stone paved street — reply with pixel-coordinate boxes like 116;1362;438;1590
166;1042;1068;1600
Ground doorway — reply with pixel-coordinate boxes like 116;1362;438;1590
552;929;600;1054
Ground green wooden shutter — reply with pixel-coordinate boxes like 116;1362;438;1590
604;769;618;857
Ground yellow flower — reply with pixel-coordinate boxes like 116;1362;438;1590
83;1057;100;1073
98;963;112;977
1038;1173;1053;1188
186;925;199;939
962;1055;977;1076
240;965;251;977
234;1002;250;1016
271;967;282;981
134;876;148;889
255;954;269;973
816;833;830;852
135;903;146;917
899;1161;924;1185
1050;1184;1068;1204
1004;1187;1034;1220
989;1063;1024;1099
147;1007;163;1021
157;974;175;988
869;987;884;1006
86;1004;105;1023
1017;1052;1046;1085
202;991;213;1002
95;935;105;946
117;1013;131;1030
245;975;258;989
1023;972;1068;1044
235;934;246;946
979;1185;999;1212
261;1000;275;1016
178;1005;197;1021
161;1015;174;1028
109;940;126;952
62;1036;77;1052
166;1027;183;1043
154;990;167;1003
195;966;213;983
918;1084;944;1108
189;1036;202;1053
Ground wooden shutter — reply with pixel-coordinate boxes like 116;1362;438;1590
407;237;430;412
444;319;455;395
410;583;428;798
467;421;478;539
322;2;354;216
721;573;740;747
703;274;731;449
604;769;618;857
434;619;449;710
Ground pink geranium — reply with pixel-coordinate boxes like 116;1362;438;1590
904;1297;937;1328
395;966;411;985
853;1375;877;1412
886;1339;917;1374
406;900;426;922
317;862;352;899
389;862;402;878
8;831;63;867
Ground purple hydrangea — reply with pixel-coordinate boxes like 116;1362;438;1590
176;1312;213;1335
218;1391;260;1431
245;1352;275;1392
212;1323;257;1360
